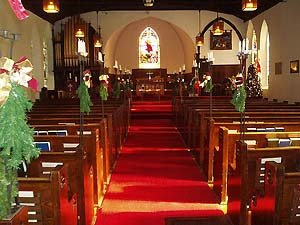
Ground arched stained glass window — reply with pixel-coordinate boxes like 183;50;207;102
251;30;257;64
139;27;160;68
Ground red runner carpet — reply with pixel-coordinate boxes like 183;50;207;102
95;101;222;225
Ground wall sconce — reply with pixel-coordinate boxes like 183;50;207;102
0;30;21;41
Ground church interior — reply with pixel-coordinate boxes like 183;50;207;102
1;0;300;225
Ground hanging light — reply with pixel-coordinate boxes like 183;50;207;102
195;35;204;47
75;24;85;38
242;0;258;11
212;19;224;36
94;37;102;48
143;0;154;7
94;11;103;48
43;0;60;13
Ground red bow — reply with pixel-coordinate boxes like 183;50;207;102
8;0;29;20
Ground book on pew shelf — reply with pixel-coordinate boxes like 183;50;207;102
256;128;266;132
244;140;257;146
48;130;68;136
267;138;279;147
290;137;300;146
228;130;238;134
58;122;76;125
246;128;257;132
265;127;276;132
34;142;51;151
275;127;285;132
38;131;48;135
77;131;92;135
261;157;282;164
278;138;292;147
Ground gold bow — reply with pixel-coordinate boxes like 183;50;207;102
0;73;11;107
0;57;33;107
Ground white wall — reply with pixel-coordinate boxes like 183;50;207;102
55;10;246;74
249;0;300;103
0;0;54;91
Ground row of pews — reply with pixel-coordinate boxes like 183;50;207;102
173;96;300;225
17;99;130;225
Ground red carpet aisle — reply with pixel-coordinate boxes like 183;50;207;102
95;101;223;225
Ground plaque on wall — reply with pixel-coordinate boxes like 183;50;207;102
210;30;232;50
275;62;282;75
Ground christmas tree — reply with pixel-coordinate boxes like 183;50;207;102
245;64;263;98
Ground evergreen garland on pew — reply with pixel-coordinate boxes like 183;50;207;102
0;83;39;218
77;82;93;114
204;78;213;93
231;73;247;112
0;57;39;219
99;75;109;101
231;85;247;113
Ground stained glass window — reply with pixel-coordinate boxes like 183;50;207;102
251;30;257;64
139;27;160;69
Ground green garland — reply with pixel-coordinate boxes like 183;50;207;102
0;83;39;218
231;85;247;112
77;83;93;114
113;81;120;99
99;83;108;101
204;79;214;93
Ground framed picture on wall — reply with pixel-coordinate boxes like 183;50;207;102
290;60;299;73
275;62;282;75
210;30;232;50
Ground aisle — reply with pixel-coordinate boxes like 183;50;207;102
95;102;222;225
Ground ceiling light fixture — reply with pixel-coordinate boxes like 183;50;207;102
94;11;103;48
43;0;60;13
143;0;154;7
242;0;258;11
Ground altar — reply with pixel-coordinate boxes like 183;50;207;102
131;68;167;96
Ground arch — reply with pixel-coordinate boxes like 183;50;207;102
260;20;270;89
199;17;243;41
139;27;160;69
104;17;195;73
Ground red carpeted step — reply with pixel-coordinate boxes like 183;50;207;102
95;102;222;225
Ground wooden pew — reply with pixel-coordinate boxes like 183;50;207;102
249;161;300;225
18;165;77;225
206;120;300;185
28;136;95;225
29;117;112;181
215;129;300;206
226;141;300;225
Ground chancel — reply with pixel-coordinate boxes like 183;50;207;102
1;0;300;225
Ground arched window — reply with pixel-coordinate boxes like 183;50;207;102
260;20;270;89
251;30;257;64
139;27;160;69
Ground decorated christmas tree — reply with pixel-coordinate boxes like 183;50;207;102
245;64;263;98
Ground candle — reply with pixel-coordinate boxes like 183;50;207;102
98;52;103;62
239;40;242;52
182;64;186;71
246;38;249;51
119;65;122;71
179;67;182;73
114;60;118;68
242;39;246;51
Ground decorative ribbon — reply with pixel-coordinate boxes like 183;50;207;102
0;56;33;107
8;0;29;21
0;73;11;107
83;69;92;88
